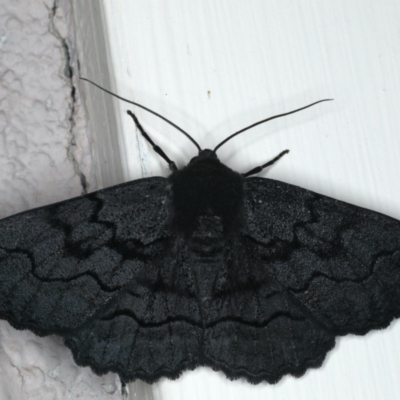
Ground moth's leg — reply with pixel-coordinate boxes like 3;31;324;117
127;110;178;171
120;378;129;399
242;149;289;177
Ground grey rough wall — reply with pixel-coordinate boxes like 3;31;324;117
0;1;121;398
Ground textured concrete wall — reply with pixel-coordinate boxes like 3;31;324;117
0;1;121;398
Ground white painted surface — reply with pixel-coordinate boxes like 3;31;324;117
91;0;400;399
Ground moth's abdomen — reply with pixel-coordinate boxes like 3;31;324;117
188;216;225;259
187;215;226;306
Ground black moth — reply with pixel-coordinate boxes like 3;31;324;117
0;81;399;385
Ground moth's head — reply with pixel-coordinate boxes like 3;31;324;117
188;149;218;165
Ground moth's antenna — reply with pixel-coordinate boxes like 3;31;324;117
213;99;333;152
80;77;202;151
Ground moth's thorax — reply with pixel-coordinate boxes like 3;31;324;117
168;153;245;236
